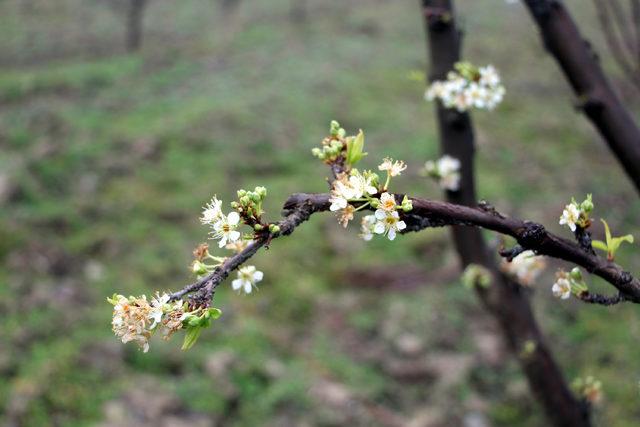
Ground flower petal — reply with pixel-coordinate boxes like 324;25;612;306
227;211;240;225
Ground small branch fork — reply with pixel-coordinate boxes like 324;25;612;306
170;192;639;305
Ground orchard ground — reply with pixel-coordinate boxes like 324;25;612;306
1;0;640;426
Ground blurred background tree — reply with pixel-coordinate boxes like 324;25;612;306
0;0;639;426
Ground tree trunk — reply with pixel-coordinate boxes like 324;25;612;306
421;1;591;425
126;0;147;52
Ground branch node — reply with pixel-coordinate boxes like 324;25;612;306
518;222;546;247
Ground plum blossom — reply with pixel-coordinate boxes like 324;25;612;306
211;211;241;248
378;157;407;177
374;210;406;241
201;196;223;225
425;63;505;112
424;155;461;191
559;203;581;232
360;215;377;241
501;250;546;286
552;277;572;300
232;265;264;294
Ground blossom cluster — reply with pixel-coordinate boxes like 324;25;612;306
325;160;411;241
551;268;587;300
558;194;593;232
425;62;505;112
423;155;461;191
500;250;546;286
109;292;220;352
572;376;603;405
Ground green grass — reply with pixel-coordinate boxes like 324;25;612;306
1;0;639;426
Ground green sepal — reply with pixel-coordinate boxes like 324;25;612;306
181;326;202;351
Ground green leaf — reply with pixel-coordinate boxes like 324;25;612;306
346;130;367;166
181;326;202;351
610;234;634;255
592;240;608;252
596;219;633;260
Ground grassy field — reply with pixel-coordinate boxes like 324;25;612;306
1;0;640;425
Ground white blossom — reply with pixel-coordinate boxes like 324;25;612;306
552;277;572;300
373;210;406;241
149;292;171;328
376;192;397;214
201;196;223;225
425;64;505;112
329;179;357;212
501;250;546;285
378;157;407;177
348;172;377;196
360;215;377;241
232;265;264;294
211;211;241;248
424;155;461;191
559;203;581;232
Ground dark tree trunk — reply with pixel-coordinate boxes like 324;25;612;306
523;0;640;194
290;0;308;24
421;1;591;425
126;0;147;52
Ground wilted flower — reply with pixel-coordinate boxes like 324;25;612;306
232;265;264;294
336;204;356;228
110;294;154;352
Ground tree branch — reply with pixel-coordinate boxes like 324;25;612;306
523;0;640;194
171;192;640;304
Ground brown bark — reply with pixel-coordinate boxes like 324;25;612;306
421;1;590;425
524;0;640;193
126;0;147;52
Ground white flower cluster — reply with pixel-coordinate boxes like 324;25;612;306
572;376;603;405
360;193;408;241
551;268;587;300
201;196;241;248
109;292;186;352
325;157;411;241
196;188;274;295
423;155;461;191
501;250;546;286
559;195;593;232
425;63;505;112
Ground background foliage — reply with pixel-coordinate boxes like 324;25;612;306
1;0;639;425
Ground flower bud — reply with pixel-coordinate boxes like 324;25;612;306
254;224;264;231
570;267;583;282
255;186;267;198
192;260;208;275
240;196;251;206
581;195;594;213
237;189;247;198
269;224;280;234
330;120;340;136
